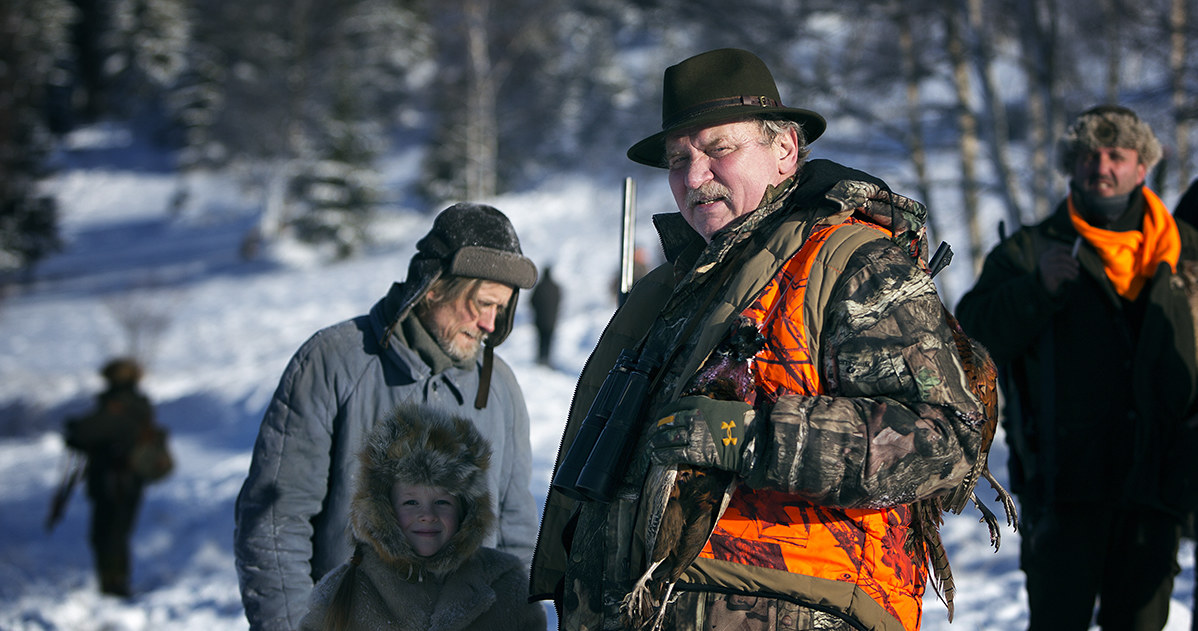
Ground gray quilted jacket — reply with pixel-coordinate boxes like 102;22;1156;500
234;282;537;631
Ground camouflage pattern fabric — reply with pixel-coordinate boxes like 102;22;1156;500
749;234;984;505
539;160;985;631
668;591;858;631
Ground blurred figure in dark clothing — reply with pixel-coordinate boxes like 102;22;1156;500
1174;176;1198;631
1176;177;1198;229
64;357;155;597
530;265;562;366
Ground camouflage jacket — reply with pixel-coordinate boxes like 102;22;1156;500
530;160;985;630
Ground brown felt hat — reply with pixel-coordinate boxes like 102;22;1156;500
627;48;826;168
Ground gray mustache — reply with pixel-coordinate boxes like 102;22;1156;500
685;183;731;209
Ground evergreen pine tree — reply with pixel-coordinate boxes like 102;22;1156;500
0;0;75;281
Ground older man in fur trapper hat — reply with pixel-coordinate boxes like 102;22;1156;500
235;203;541;631
959;106;1198;631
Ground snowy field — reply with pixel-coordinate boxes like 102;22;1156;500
0;123;1193;630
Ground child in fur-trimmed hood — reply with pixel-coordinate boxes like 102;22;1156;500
299;403;546;631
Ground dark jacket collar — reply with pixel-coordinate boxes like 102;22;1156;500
1046;186;1148;240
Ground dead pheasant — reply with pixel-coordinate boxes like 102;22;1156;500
939;310;1018;539
621;319;762;631
915;309;1019;621
624;464;736;630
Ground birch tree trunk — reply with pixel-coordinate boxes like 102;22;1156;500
966;0;1026;230
897;12;938;243
1099;0;1121;102
1171;0;1192;191
463;0;498;200
1016;0;1062;221
946;4;984;272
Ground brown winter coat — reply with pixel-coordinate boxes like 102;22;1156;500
299;403;545;631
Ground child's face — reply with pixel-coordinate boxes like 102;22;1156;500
391;483;462;557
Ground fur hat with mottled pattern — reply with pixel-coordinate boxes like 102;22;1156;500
350;403;494;579
1058;105;1163;174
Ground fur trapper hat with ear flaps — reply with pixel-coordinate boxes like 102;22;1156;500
627;48;827;168
383;203;537;347
379;203;537;408
1058;105;1163;174
350;402;494;580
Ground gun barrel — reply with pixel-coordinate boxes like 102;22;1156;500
619;177;637;305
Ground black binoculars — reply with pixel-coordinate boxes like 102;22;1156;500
551;349;658;503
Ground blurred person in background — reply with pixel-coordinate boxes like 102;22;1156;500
1172;175;1198;631
1174;177;1198;229
530;264;562;367
64;357;157;597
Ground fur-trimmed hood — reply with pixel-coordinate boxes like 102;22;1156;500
350;403;495;580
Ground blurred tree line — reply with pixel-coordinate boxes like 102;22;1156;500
2;0;1196;274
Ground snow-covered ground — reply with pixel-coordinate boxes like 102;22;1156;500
0;124;1192;630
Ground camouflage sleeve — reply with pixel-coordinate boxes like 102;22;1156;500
744;239;986;508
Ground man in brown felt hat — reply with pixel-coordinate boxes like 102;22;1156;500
958;106;1198;631
531;48;988;630
235;203;542;631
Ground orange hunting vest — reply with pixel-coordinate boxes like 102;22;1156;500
697;219;927;630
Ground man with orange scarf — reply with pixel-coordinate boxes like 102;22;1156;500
957;105;1198;631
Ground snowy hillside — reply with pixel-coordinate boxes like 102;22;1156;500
0;124;1192;630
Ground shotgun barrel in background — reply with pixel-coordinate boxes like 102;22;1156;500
618;177;637;307
44;450;85;532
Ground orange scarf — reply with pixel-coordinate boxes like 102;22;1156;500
1068;187;1180;300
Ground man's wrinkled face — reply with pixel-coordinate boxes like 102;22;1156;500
666;120;797;242
1072;146;1146;199
422;280;512;362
